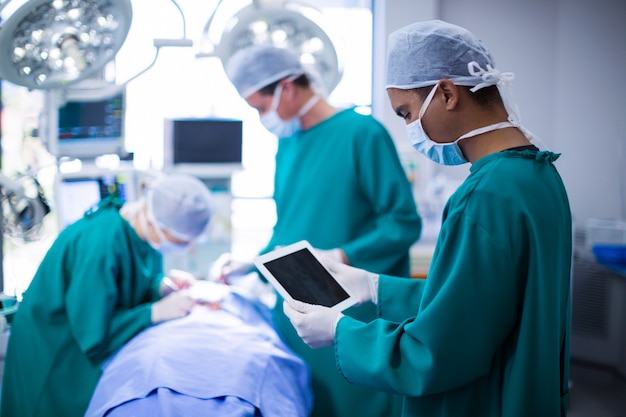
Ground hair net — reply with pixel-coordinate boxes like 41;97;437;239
225;45;304;98
386;20;496;90
146;174;213;241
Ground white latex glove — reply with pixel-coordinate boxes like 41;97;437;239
208;252;255;284
315;248;347;264
160;269;197;296
324;257;379;305
151;291;195;323
283;300;343;349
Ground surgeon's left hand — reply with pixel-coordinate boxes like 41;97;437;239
283;300;343;348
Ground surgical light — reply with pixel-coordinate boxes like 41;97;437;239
0;0;133;90
197;0;343;96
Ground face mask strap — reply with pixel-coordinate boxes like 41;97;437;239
269;83;284;112
270;72;304;112
297;94;320;117
136;205;160;251
147;211;169;246
419;83;439;119
467;61;548;150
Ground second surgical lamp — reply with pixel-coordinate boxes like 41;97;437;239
196;0;343;96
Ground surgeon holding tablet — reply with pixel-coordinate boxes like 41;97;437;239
283;20;572;417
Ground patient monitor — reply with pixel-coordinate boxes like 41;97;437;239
42;86;129;160
54;168;139;229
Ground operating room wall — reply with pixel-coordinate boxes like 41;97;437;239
374;0;626;225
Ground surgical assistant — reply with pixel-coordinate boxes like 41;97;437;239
1;174;213;417
285;20;573;417
225;45;422;417
264;107;420;275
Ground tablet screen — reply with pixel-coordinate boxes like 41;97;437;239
261;248;351;307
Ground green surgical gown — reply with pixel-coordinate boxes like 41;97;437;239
264;108;422;417
1;199;163;417
335;150;572;417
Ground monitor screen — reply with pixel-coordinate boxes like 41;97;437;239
45;89;127;159
163;118;243;166
55;172;135;228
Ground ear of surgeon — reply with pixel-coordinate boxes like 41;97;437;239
247;78;302;137
245;78;297;116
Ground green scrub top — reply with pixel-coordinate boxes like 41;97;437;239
1;199;163;417
335;150;572;417
265;108;422;417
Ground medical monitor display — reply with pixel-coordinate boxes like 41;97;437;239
47;90;126;159
163;118;243;165
55;172;134;229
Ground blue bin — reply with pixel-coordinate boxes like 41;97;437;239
592;244;626;274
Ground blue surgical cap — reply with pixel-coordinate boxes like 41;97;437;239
225;45;304;98
386;20;496;90
147;174;213;241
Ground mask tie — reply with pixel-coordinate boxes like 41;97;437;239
468;62;519;122
298;94;320;117
467;61;548;150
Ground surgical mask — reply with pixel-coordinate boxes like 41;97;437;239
407;84;515;165
260;80;320;138
139;207;189;255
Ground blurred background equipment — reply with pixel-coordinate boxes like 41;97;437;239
53;167;137;229
42;86;128;160
0;0;133;90
163;117;243;177
0;0;135;297
196;0;343;96
0;172;50;243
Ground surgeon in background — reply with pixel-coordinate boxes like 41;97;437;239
1;173;214;417
222;45;422;417
284;20;572;417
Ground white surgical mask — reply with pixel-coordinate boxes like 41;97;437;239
407;84;515;165
260;80;320;138
139;207;189;255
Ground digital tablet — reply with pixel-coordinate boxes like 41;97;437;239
254;240;358;311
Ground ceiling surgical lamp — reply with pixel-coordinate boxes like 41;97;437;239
197;0;343;96
0;0;133;90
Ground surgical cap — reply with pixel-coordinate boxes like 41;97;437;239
146;174;213;241
386;20;496;90
225;45;304;98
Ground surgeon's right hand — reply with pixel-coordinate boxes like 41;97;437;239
151;291;195;323
323;258;380;305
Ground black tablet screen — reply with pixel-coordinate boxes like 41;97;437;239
263;248;350;307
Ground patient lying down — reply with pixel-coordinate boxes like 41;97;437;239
85;281;312;417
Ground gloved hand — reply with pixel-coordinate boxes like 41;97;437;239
151;291;195;323
160;269;197;296
208;252;255;284
324;257;379;305
315;248;348;264
283;300;343;349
